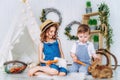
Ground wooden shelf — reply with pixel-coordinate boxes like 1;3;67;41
82;12;103;49
83;12;99;17
91;30;101;34
82;12;111;65
82;12;99;25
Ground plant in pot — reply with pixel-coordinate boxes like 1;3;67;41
92;19;97;29
88;19;97;31
86;1;92;13
93;35;99;50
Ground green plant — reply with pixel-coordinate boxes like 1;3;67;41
64;27;78;40
64;21;80;40
88;19;93;25
92;19;97;26
98;3;113;49
40;9;46;22
88;19;97;26
86;1;91;8
93;35;99;42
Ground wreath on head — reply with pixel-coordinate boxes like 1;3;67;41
40;8;62;25
64;21;81;40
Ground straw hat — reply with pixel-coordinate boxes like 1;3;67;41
40;20;59;33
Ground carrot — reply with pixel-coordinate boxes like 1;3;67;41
76;60;86;66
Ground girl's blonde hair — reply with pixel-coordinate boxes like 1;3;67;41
40;25;58;42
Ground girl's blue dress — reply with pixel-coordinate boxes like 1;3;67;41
43;40;60;60
40;40;67;74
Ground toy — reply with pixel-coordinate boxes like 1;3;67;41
4;60;27;74
76;60;86;66
46;59;58;66
46;57;67;69
71;54;86;66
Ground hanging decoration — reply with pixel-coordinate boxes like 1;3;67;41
98;3;113;50
40;8;62;25
64;21;81;40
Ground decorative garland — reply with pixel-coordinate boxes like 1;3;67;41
64;21;81;40
40;8;62;25
98;3;113;50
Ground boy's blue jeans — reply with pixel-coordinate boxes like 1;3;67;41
68;62;90;74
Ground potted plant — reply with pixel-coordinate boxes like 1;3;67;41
88;19;93;25
92;19;98;30
88;19;97;30
86;1;92;13
92;19;97;26
93;35;99;50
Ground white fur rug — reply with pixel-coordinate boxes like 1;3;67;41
37;72;88;80
0;67;118;80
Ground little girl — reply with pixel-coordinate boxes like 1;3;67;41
28;20;67;76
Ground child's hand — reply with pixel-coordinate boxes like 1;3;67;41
94;56;101;61
73;56;78;62
71;54;78;62
46;60;52;66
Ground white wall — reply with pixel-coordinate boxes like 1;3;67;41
0;0;120;65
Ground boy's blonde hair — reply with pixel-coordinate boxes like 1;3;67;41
77;24;90;34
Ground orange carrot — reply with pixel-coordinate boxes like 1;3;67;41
46;59;58;65
76;60;86;66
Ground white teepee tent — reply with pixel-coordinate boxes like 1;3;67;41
0;0;40;68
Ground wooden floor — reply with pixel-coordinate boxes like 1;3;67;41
0;66;120;80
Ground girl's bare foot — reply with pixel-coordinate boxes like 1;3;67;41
28;66;41;76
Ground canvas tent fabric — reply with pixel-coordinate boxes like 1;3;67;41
0;1;40;68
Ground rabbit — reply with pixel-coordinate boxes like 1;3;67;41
88;49;117;79
88;59;113;78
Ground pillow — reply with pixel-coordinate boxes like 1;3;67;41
4;60;27;74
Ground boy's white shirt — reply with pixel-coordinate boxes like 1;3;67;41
70;40;97;59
